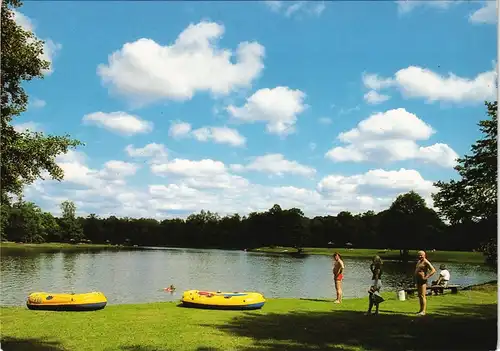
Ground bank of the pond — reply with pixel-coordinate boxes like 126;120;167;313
1;243;487;265
0;242;134;250
251;246;486;263
1;283;496;351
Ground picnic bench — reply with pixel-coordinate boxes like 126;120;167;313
404;284;461;296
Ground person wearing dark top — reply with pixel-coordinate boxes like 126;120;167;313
366;255;383;315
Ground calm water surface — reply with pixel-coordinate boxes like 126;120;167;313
1;247;497;306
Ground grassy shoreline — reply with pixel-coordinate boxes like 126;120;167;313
1;242;488;264
0;242;132;250
1;282;496;351
250;246;486;263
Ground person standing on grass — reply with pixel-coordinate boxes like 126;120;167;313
367;255;383;315
414;250;436;316
332;252;344;304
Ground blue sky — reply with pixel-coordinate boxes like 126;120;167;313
12;0;498;218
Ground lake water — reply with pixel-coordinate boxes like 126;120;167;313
1;247;497;306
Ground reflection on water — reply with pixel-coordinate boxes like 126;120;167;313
62;253;77;290
1;247;497;306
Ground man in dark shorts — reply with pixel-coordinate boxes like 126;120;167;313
414;250;436;316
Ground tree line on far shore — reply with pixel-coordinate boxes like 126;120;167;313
0;190;496;260
0;0;497;266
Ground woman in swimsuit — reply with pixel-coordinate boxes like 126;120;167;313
332;252;345;304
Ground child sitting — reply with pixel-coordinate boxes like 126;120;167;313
431;264;450;295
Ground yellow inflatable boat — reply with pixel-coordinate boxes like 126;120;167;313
26;291;107;311
181;290;265;310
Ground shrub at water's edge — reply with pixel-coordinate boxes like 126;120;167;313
1;282;497;351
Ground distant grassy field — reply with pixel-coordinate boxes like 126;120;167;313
1;283;496;351
250;246;486;263
1;242;487;264
0;242;134;252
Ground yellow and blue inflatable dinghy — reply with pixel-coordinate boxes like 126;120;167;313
27;291;107;311
181;290;265;310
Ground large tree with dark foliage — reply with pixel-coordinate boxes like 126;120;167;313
432;101;498;264
4;199;59;243
0;0;82;206
58;201;84;242
379;191;445;258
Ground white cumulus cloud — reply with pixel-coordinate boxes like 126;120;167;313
395;0;458;15
364;90;391;105
82;111;153;136
169;121;246;147
362;73;395;90
396;1;497;25
230;153;316;177
192;126;246;147
23;150;151;218
168;121;192;138
264;1;326;18
226;86;307;136
125;143;169;163
318;168;436;208
23;150;442;218
97;21;265;106
469;1;497;24
54;150;138;190
151;158;249;190
325;108;459;167
101;161;139;178
362;66;497;104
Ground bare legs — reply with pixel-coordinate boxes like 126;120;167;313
417;283;426;315
367;292;379;315
334;279;342;303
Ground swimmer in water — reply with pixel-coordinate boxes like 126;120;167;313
164;284;176;293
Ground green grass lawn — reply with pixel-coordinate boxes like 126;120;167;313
250;246;486;263
1;283;497;351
